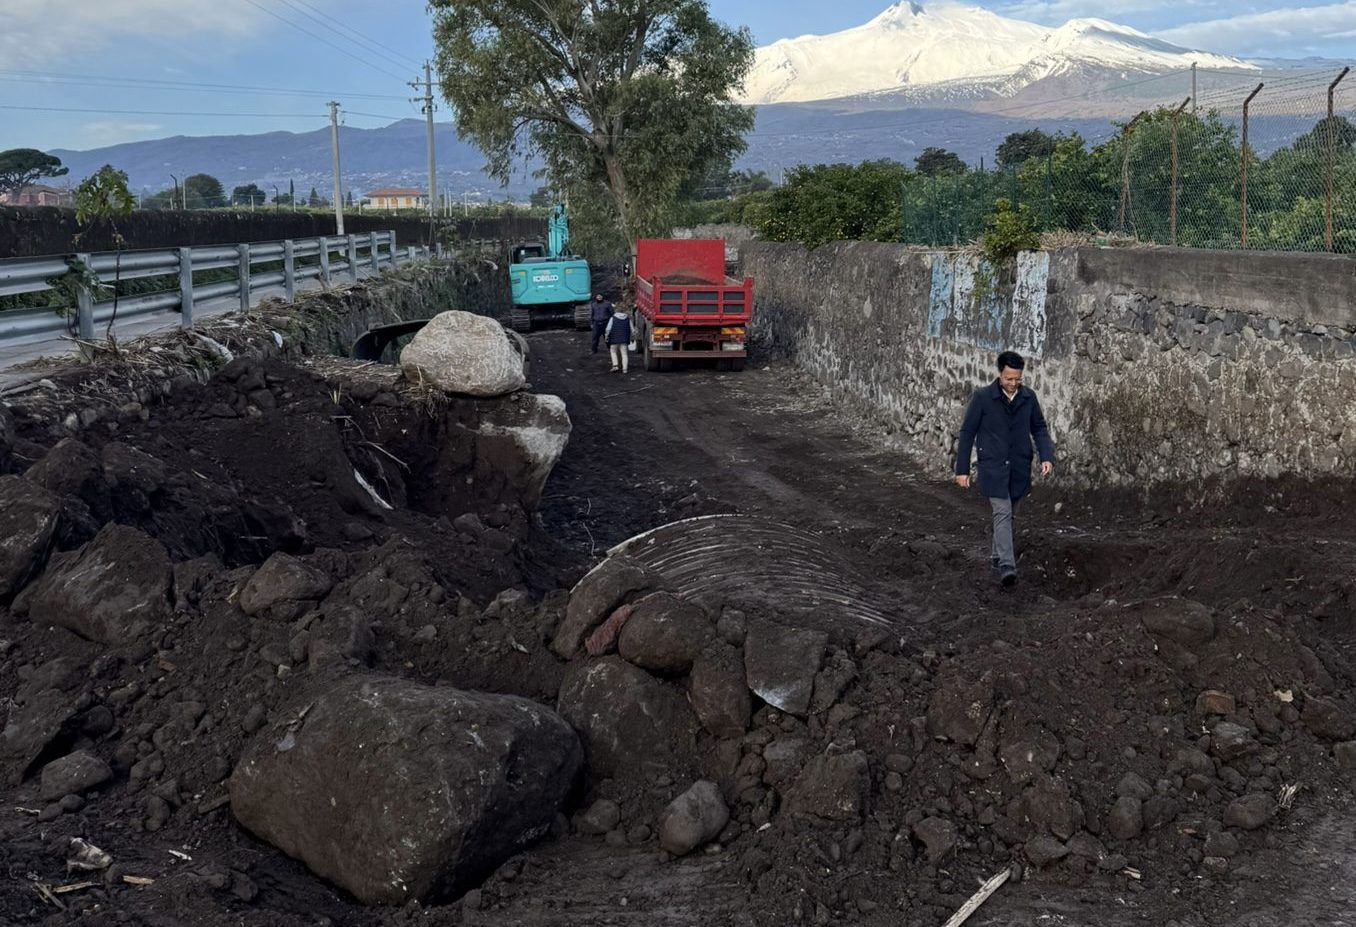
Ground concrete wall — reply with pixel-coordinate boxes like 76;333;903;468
745;242;1356;487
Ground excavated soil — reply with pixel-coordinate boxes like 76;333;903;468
1;327;1355;927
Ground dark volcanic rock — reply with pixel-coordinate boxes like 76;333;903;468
230;676;582;905
22;523;171;643
557;657;696;781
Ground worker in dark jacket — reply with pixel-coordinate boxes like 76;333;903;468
604;306;632;373
590;294;613;353
954;350;1056;587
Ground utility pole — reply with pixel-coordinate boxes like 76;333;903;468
1191;62;1197;115
411;62;438;222
328;101;345;235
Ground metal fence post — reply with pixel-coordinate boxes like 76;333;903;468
283;239;296;301
74;252;95;340
1241;83;1264;249
178;246;194;328
369;232;380;272
319;237;331;284
347;234;359;281
1327;67;1351;252
1169;97;1191;247
237;243;251;311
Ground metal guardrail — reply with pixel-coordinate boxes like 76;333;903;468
0;230;437;346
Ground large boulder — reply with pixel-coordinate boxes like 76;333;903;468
0;658;85;785
400;310;525;397
1135;596;1216;647
743;621;827;717
0;476;61;602
688;642;752;738
552;557;662;659
23;438;103;502
239;552;333;620
39;751;113;802
617;592;710;675
230;676;581;905
469;393;571;510
557;657;697;781
21;524;171;643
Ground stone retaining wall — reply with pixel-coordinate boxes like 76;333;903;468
744;243;1356;487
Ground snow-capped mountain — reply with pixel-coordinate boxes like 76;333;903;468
742;2;1256;105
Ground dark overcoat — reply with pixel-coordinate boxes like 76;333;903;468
954;381;1056;500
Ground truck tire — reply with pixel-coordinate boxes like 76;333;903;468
642;328;661;372
730;358;746;372
510;306;532;333
573;304;590;331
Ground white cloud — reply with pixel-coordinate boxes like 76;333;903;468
0;0;265;68
82;121;164;145
1158;2;1356;56
997;0;1218;24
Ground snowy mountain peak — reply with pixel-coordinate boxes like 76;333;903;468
740;3;1256;105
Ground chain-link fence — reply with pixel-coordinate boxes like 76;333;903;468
895;67;1356;253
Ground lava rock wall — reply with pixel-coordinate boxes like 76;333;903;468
744;242;1356;488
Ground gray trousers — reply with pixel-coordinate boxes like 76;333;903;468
989;497;1019;573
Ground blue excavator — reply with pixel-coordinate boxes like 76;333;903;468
507;204;592;333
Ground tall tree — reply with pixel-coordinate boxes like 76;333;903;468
996;129;1058;170
431;0;755;248
232;183;267;207
914;147;967;177
0;148;69;198
73;166;135;336
183;173;226;209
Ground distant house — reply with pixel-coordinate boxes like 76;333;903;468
364;187;426;210
0;184;75;208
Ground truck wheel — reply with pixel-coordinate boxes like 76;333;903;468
510;307;532;333
573;304;590;331
730;358;746;372
644;340;660;372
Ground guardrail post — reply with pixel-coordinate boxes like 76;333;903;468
436;241;445;258
237;243;251;312
389;231;398;267
283;239;296;301
347;234;359;281
319;237;331;284
408;245;416;264
369;232;380;272
178;246;194;328
74;251;95;340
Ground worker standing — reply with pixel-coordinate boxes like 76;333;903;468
604;305;632;373
953;350;1056;587
589;294;613;354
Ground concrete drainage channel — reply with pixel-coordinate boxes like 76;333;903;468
0;284;1355;925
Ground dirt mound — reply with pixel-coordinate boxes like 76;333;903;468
1;337;1354;926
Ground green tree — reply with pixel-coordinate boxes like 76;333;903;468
0;148;68;198
1294;115;1356;154
307;186;323;207
142;187;177;209
232;183;267;207
73;165;135;336
759;160;910;247
996;130;1058;171
274;191;293;206
529;185;553;209
431;0;755;248
183;173;226;209
914;147;967;177
345;190;354;207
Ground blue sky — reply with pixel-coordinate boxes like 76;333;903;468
2;0;1353;154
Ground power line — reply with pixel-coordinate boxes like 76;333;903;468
239;0;411;83
0;70;411;100
0;103;329;118
278;0;425;71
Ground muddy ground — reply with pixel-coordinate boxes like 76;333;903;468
2;325;1355;926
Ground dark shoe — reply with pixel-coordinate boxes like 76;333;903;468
1000;571;1018;588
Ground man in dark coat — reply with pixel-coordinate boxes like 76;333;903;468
590;294;613;353
954;350;1056;587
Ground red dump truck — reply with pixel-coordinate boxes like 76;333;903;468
632;239;753;371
